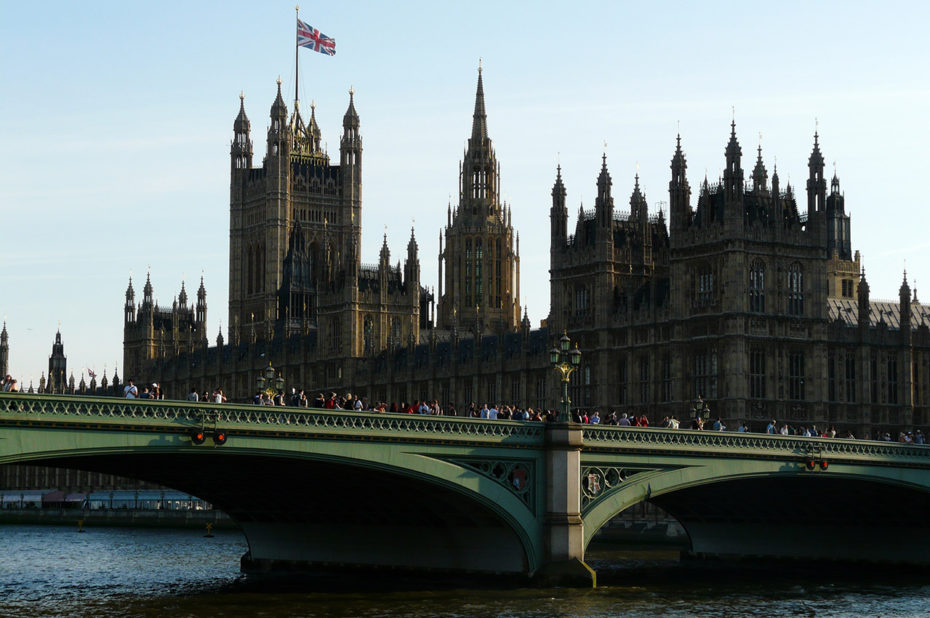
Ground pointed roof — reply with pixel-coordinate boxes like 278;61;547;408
1;320;7;343
901;270;911;297
471;65;488;142
234;91;250;132
271;77;287;118
143;272;153;298
125;276;135;300
343;87;359;127
407;226;418;254
672;133;686;168
725;119;741;159
809;130;824;167
178;281;188;306
630;173;645;201
197;275;206;302
597;153;612;191
752;144;767;183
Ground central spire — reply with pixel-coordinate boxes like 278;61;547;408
471;63;488;142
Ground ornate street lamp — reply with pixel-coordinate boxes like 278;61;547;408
691;395;705;419
550;331;582;423
256;362;285;399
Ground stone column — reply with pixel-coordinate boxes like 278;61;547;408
537;422;596;587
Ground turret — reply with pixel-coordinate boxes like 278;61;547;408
178;281;188;307
405;227;420;289
595;154;613;229
900;270;912;337
751;143;767;193
723;120;743;205
807;131;826;213
142;272;154;308
267;78;288;159
669;133;691;236
0;321;8;379
551;165;568;247
124;277;136;324
771;162;780;198
460;65;500;217
196;276;207;325
231;92;253;172
48;330;67;394
629;173;647;225
858;269;871;330
379;232;391;270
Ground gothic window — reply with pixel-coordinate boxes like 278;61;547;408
787;263;804;316
464;240;472;306
618;357;627;405
511;376;521;404
788;351;805;400
828;350;836;401
661;355;671;402
697;265;714;307
475;239;483;306
749;261;765;312
638;356;649;404
694;350;718;399
328;318;341;353
363;315;374;355
870;352;879;404
536;375;547;412
496;239;502;308
247;246;253;295
574;286;590;318
887;354;899;405
391;317;401;348
749;348;765;399
845;351;857;402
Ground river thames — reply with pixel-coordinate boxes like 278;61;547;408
2;524;930;616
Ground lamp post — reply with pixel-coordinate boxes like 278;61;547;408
691;395;705;420
550;331;582;423
256;362;285;399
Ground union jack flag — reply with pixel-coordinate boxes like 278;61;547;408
297;19;335;56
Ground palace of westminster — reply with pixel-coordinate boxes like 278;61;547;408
6;68;930;443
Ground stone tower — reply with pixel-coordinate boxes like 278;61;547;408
0;321;8;378
227;80;365;349
122;274;207;382
438;66;521;334
47;330;67;394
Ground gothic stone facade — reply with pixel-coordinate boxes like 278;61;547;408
123;71;930;437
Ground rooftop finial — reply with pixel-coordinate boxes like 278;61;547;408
478;57;482;73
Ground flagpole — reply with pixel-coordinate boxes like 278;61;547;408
295;4;300;107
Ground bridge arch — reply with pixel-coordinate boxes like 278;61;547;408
1;414;545;576
582;459;930;564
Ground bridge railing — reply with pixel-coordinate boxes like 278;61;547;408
0;393;545;446
583;425;930;464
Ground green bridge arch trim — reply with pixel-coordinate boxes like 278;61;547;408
580;458;930;548
0;422;546;572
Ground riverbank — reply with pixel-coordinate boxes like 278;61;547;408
0;508;239;530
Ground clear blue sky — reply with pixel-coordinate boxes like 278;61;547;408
2;1;928;390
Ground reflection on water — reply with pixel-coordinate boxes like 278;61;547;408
2;525;930;617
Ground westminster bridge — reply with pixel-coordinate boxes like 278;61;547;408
3;393;930;586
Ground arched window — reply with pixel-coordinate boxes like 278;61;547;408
465;239;472;306
697;264;714;307
749;261;765;312
787;263;804;316
363;315;374;354
475;239;483;307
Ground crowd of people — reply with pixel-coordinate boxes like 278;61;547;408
103;379;930;442
1;375;20;392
